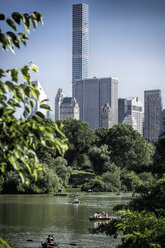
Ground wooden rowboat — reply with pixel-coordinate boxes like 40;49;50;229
89;216;110;221
41;242;57;248
54;193;67;196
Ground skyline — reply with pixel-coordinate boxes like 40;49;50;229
1;0;165;111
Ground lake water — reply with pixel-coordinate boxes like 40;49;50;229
0;191;131;248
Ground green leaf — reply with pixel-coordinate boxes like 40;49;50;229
5;81;15;91
0;237;11;248
6;31;17;40
39;103;51;110
18;33;29;40
24;86;31;98
4;108;15;114
8;154;20;170
31;64;39;72
33;12;43;24
0;80;6;94
6;18;17;31
31;18;37;30
0;69;5;78
18;171;29;184
7;37;15;54
0;14;5;21
25;103;31;113
18;32;29;46
40;99;49;103
0;33;8;50
6;69;18;83
7;98;21;108
31;88;40;100
11;12;22;24
22;13;30;33
14;86;23;102
30;98;36;108
6;31;20;49
45;139;54;147
35;111;45;119
20;66;30;83
32;169;38;181
0;163;6;173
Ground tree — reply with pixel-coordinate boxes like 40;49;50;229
94;127;109;147
88;145;111;175
105;124;154;171
61;118;96;168
54;156;72;187
102;166;121;192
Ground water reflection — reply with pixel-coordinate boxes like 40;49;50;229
0;192;131;247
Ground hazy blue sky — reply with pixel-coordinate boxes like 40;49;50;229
1;0;165;111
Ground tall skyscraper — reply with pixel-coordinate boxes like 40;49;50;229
118;97;143;135
144;90;162;143
72;3;88;97
75;77;118;129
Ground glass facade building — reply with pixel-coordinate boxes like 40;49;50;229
144;90;162;143
74;77;118;130
118;97;143;135
72;3;88;97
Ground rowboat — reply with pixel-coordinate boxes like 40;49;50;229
89;216;110;221
41;242;57;248
54;193;67;196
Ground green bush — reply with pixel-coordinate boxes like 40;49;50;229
81;176;105;192
117;210;165;248
102;171;121;192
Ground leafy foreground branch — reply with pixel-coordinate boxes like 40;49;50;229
0;11;68;248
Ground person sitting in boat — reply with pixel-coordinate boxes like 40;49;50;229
97;212;103;218
93;212;98;218
73;198;79;203
102;211;106;216
46;234;55;244
50;235;55;243
58;188;63;193
46;235;52;243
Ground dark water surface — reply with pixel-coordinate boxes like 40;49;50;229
0;192;131;248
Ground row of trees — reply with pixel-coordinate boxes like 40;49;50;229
62;119;154;192
1;117;155;193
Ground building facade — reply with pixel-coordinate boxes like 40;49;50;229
118;97;143;135
143;90;162;143
75;77;118;129
55;88;65;121
161;109;165;137
24;80;48;118
100;103;113;128
60;97;79;120
72;3;88;97
123;115;137;131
